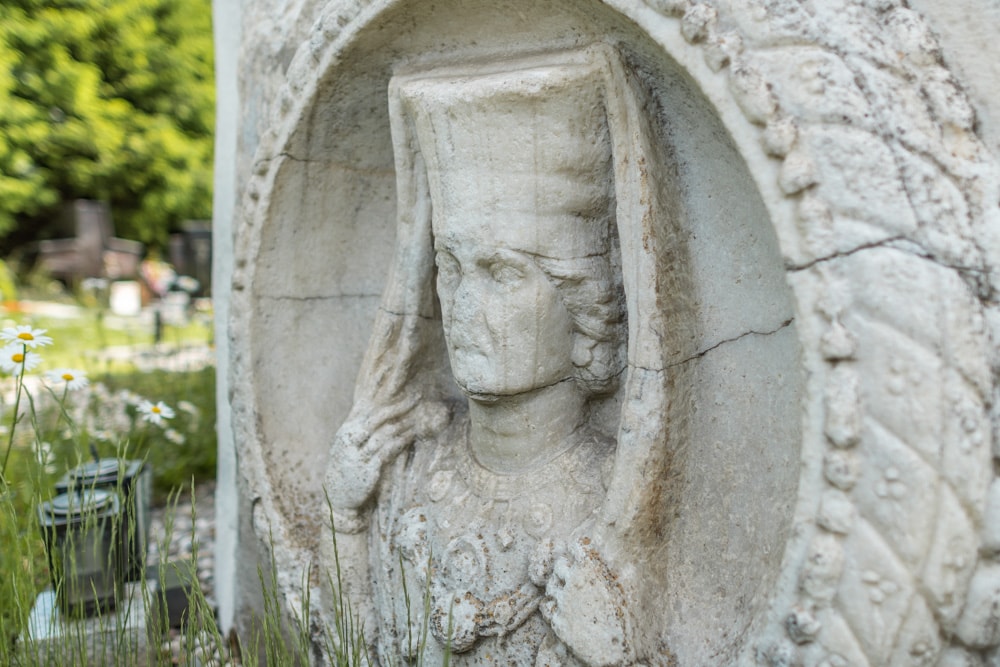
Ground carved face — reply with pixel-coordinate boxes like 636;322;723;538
433;220;577;399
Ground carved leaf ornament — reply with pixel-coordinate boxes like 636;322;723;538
232;0;1000;664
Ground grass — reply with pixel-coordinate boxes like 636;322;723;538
0;299;221;662
0;297;423;665
1;307;213;376
0;474;225;666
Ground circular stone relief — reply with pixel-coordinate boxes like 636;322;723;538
228;0;1000;664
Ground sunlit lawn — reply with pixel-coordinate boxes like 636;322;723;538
0;301;218;492
0;306;213;375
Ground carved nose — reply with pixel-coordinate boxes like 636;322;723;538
448;279;488;350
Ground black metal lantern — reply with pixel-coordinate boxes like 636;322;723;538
54;458;152;581
38;488;124;616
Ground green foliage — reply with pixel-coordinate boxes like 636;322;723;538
0;260;18;304
0;365;217;652
3;367;217;499
0;0;214;248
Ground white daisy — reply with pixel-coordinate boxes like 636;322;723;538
164;428;186;445
137;400;175;426
0;325;53;349
118;389;143;406
177;400;199;416
0;344;41;374
46;368;90;391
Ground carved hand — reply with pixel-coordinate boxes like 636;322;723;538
541;537;636;667
326;398;448;513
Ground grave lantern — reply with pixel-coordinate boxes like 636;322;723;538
54;458;152;581
38;488;123;615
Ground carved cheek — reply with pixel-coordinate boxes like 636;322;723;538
449;278;484;339
482;282;530;384
444;276;498;386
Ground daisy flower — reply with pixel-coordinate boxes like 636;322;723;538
138;400;175;426
164;428;186;445
0;344;41;374
46;368;90;391
177;400;199;416
117;389;143;406
0;325;53;349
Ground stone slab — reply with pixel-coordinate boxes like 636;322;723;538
21;581;160;666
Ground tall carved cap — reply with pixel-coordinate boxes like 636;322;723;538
394;55;616;259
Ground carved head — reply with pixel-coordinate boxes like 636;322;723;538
399;63;626;398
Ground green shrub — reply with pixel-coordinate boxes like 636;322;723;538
0;259;18;303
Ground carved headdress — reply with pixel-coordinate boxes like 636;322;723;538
401;61;615;261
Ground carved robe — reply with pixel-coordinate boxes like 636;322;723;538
371;410;614;665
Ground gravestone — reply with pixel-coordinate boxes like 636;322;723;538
37;200;144;283
216;1;1000;664
168;220;213;296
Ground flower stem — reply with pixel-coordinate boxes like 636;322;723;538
0;344;28;487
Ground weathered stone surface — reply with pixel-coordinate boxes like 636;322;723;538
215;0;1000;664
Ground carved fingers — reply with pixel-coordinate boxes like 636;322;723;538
324;433;382;513
541;537;635;667
325;397;417;510
357;397;449;460
327;398;451;513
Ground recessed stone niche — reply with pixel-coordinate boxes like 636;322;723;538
226;0;1000;664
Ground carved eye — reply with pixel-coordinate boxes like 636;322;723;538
489;261;525;286
435;252;461;286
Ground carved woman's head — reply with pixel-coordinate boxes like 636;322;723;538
401;66;626;399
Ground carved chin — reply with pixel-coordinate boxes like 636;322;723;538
448;354;499;398
452;366;524;401
462;387;505;404
454;374;503;402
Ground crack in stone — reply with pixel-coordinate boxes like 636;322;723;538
261;293;381;301
787;235;993;299
789;49;995;300
276;152;394;176
278;151;309;163
376;307;438;321
665;317;795;370
880;136;993;299
786;236;908;271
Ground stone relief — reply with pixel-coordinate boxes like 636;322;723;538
227;0;1000;665
325;46;669;665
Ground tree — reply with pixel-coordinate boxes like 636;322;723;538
0;0;214;249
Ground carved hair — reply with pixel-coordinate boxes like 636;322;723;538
534;245;625;394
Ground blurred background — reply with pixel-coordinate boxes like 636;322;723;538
0;0;218;652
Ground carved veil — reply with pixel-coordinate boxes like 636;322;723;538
326;43;677;654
